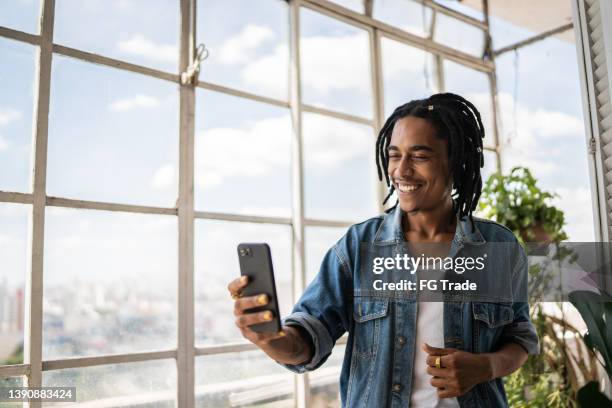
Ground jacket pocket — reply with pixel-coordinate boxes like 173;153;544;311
472;302;514;328
352;298;390;358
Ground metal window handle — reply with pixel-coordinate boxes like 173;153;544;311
181;43;209;85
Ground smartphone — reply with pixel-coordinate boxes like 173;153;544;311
237;243;281;333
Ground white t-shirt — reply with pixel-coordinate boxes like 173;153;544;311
410;301;460;407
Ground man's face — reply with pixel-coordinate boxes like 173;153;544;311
387;116;452;213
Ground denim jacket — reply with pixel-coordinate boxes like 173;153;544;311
280;204;539;407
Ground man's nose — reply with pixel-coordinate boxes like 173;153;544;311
397;155;415;177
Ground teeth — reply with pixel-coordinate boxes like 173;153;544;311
398;184;420;193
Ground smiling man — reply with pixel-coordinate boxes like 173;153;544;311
228;93;539;407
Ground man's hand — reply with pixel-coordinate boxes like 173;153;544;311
227;276;314;366
423;343;493;399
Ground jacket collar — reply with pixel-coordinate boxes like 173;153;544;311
373;203;486;245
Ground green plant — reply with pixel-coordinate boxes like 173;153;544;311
478;166;567;243
479;166;583;406
569;291;612;407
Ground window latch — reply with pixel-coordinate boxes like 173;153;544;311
181;43;209;85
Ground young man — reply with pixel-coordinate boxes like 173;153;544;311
228;93;539;407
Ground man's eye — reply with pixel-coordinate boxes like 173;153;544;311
388;154;401;160
413;156;430;161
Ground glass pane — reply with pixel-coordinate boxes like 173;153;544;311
497;38;595;241
310;344;345;407
303;112;377;222
381;37;437;118
43;208;177;359
54;0;179;72
0;0;40;34
48;56;179;207
195;220;291;345
43;359;177;407
432;0;484;20
443;59;494;148
305;226;346;286
481;149;497;184
373;0;433;37
195;89;291;218
329;0;363;13
0;38;35;193
300;8;372;118
434;13;485;57
195;350;295;407
197;0;289;100
0;376;24;407
0;203;28;365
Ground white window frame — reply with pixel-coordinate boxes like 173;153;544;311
0;1;499;407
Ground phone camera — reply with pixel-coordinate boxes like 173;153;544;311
239;247;252;257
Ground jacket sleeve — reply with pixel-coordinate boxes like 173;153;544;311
499;245;540;355
278;241;353;373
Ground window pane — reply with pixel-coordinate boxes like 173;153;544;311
496;37;594;241
0;203;28;365
43;208;177;359
373;0;433;37
329;0;364;13
43;359;177;407
0;38;35;193
197;0;289;100
195;90;291;218
303;113;378;221
310;344;345;407
443;59;494;148
305;226;346;286
300;8;372;118
381;37;437;117
195;220;292;346
196;350;295;407
481;150;497;184
0;376;24;407
0;0;40;34
47;56;179;207
434;14;485;57
433;0;485;21
54;0;179;72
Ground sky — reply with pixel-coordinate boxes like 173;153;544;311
0;0;597;355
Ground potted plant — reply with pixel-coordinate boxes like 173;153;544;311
478;166;603;407
478;166;567;244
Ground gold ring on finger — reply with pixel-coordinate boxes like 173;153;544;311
435;357;441;369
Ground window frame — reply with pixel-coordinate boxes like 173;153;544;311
0;0;500;406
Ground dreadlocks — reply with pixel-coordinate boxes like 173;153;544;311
375;92;485;230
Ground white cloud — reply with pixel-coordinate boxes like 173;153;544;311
552;187;595;241
217;24;275;65
0;108;22;127
196;113;371;188
196;116;291;188
117;34;177;63
109;94;161;112
150;163;176;190
302;114;373;168
0;135;9;151
241;44;289;98
240;32;373;96
381;38;430;78
300;34;370;94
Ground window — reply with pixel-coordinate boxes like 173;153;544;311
197;0;289;100
0;203;28;366
0;1;503;406
300;7;373;119
0;38;35;193
55;0;179;72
